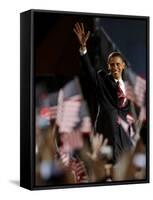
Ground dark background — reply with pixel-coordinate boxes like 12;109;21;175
34;12;93;76
34;11;147;77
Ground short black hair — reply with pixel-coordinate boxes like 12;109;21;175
107;51;126;65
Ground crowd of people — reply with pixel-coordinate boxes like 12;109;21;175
35;77;147;186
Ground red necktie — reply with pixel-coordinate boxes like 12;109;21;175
117;81;126;108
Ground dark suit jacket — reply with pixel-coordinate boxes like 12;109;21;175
81;53;133;162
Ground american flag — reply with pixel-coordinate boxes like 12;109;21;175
80;116;92;134
59;150;70;166
68;159;88;183
59;146;88;183
117;116;129;135
56;77;83;133
58;95;82;133
125;81;135;102
79;100;92;134
38;91;58;120
125;72;146;108
59;151;88;183
56;89;64;126
134;76;146;107
125;72;146;134
138;106;146;122
55;77;93;185
39;106;57;120
117;115;135;138
60;130;84;153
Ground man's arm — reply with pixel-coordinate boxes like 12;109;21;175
73;22;98;87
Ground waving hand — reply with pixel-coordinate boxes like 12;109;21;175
73;22;90;47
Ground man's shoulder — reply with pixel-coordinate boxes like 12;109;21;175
97;68;108;78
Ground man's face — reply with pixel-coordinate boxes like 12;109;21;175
108;56;125;80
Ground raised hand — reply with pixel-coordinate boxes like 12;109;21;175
87;133;108;160
73;22;90;47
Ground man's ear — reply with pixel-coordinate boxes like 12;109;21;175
108;64;111;71
122;62;126;69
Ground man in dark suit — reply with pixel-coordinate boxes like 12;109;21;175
73;22;133;163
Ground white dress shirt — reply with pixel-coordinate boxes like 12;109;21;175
114;78;126;95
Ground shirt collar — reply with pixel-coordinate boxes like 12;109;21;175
114;78;123;83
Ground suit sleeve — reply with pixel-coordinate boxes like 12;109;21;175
80;53;99;87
